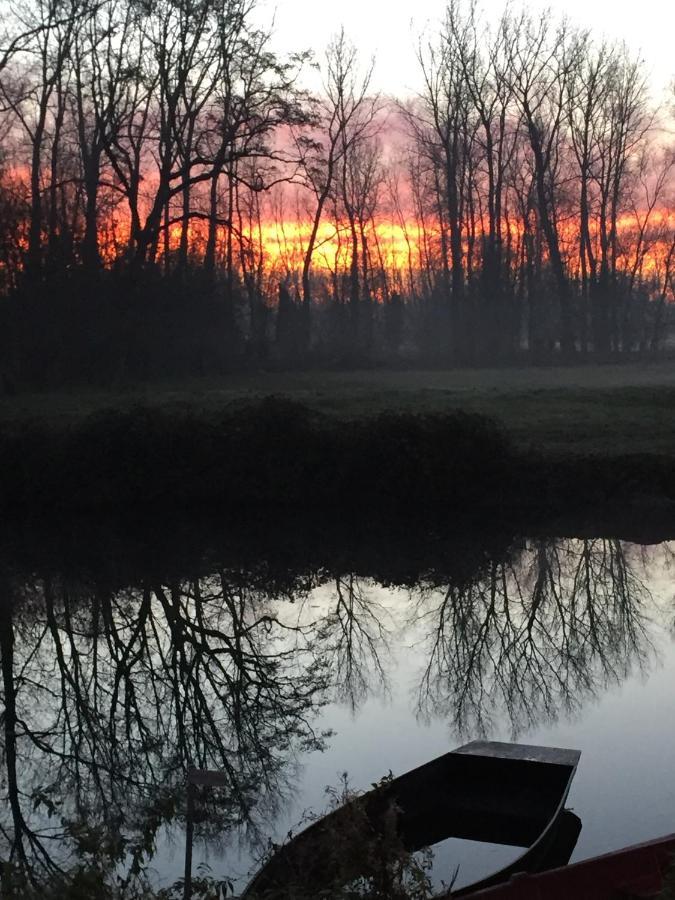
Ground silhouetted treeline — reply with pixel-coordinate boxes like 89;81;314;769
0;0;674;386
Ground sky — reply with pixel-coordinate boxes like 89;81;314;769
256;0;675;101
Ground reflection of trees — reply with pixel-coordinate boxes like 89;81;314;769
414;539;655;738
0;533;668;894
315;576;390;712
0;570;331;894
0;581;64;891
658;542;675;636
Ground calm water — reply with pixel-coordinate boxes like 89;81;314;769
1;529;674;895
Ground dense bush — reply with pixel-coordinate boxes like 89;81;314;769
0;398;513;512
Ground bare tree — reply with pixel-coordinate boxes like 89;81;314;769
294;29;378;352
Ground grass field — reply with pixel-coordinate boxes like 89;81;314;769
3;361;675;457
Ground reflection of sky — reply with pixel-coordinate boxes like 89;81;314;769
158;542;675;893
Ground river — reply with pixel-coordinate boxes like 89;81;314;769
1;523;674;896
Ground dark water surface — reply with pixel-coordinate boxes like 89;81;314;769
1;523;674;896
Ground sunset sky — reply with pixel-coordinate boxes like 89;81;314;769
258;0;675;98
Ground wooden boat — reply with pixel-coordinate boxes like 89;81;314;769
241;740;581;899
461;832;675;898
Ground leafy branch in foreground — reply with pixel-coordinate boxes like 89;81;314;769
248;773;447;900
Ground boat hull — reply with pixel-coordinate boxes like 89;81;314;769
461;833;675;899
241;741;581;899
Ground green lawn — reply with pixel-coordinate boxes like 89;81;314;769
3;361;675;457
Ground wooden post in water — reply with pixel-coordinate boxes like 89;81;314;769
184;775;195;900
183;768;230;900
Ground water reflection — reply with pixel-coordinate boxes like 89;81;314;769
0;570;331;896
0;529;670;896
315;575;391;712
413;539;654;737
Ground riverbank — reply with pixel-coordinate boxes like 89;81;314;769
4;361;675;455
2;373;675;519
